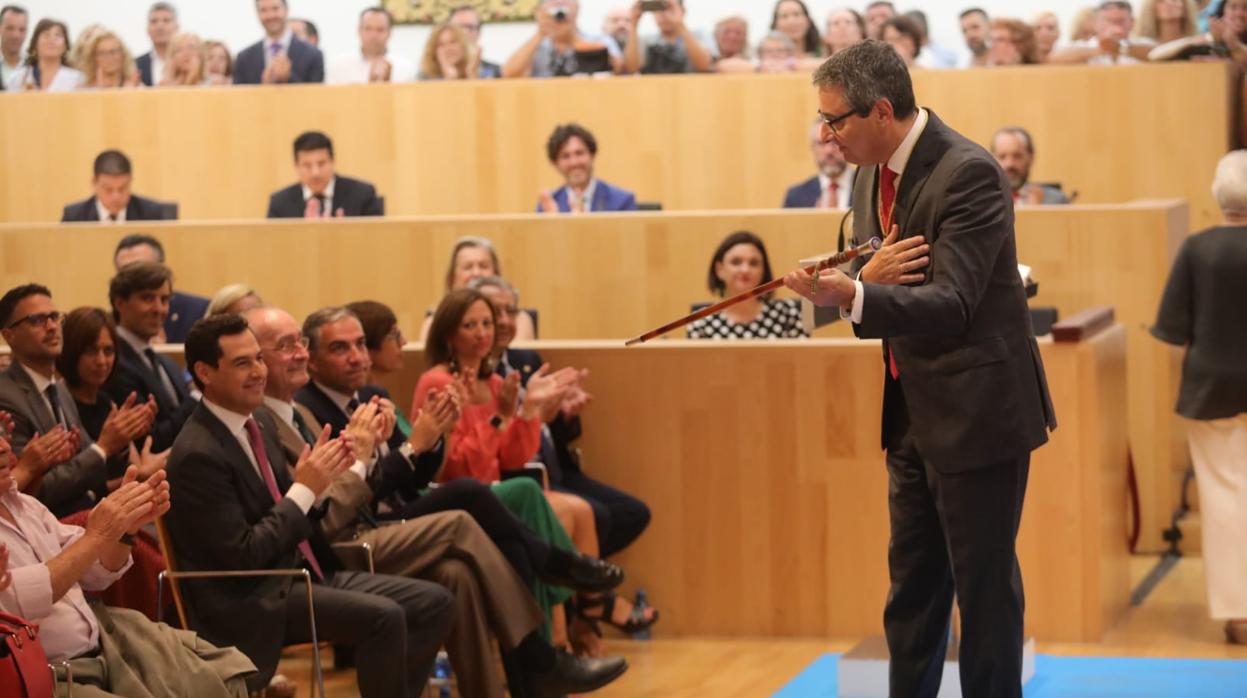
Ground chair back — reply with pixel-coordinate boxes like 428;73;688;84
153;516;191;630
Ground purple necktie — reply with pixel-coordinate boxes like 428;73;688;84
244;417;324;580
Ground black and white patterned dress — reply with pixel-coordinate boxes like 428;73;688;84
686;298;809;339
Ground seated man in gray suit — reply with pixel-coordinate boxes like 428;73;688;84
233;0;324;84
61;150;177;223
267;131;384;218
0;283;160;517
991;126;1071;206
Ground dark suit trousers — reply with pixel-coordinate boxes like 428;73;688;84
553;472;651;558
283;570;453;698
388;478;551;590
882;383;1029;698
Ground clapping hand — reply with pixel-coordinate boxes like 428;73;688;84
128;437;169;480
18;426;76;479
117;465;171;534
410;388;459;453
292;425;355;495
520;364;577;420
344;399;382;461
86;467;160;543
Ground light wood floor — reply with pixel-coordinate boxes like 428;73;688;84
282;555;1245;697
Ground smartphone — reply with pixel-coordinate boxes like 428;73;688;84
640;1;668;11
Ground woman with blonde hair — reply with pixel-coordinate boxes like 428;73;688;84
79;30;140;89
159;32;208;86
419;22;474;80
1136;0;1201;43
206;284;264;317
204;40;233;84
1031;11;1061;60
988;18;1043;65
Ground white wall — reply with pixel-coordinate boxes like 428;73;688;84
29;1;1100;71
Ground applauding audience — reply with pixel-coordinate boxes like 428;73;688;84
328;7;414;84
1150;0;1247;62
234;0;324;84
450;4;502;78
159;32;210;86
503;0;622;78
267;131;384;218
135;2;177;86
537;123;637;213
1051;1;1151;64
6;17;81;91
687;231;808;339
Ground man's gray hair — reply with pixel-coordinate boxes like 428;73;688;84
1212;150;1247;217
302;306;358;353
811;39;916;120
149;2;177;19
760;31;797;55
468;275;521;305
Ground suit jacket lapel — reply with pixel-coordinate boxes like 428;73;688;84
5;364;55;432
118;342;171;410
592;184;609;212
892;111;948;236
198;406;272;509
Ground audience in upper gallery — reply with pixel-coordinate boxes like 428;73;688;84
1151;0;1247;62
206;284;264;317
960;7;992;66
1050;1;1152;64
824;8;866;56
267;131;384;218
418;22;475;80
752;31;801;72
687;231;809;339
712;15;750;62
234;0;324;84
471;275;654;561
113;234;210;343
104;262;199;452
1070;5;1100;42
1031;11;1062;60
621;0;714;75
770;0;825;69
78;29;140;89
1135;0;1201;44
991;126;1071;205
784;118;854;208
602;5;632;51
204;39;232;82
864;0;896;40
159;32;216;86
537;123;638;214
0;285;160;518
163;313;454;697
988;18;1043;65
418;237;538;342
0;433;256;696
0;5;27;87
68;24;105;71
289;17;318;46
450;4;503;78
503;0;622;78
249;304;630;697
62;150;177;223
1151;150;1247;646
5;17;82;91
907;10;959;68
328;6;414;84
56;307;166;478
135;2;177;86
881;15;923;68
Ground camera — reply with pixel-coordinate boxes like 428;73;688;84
640;1;668;11
551;7;569;22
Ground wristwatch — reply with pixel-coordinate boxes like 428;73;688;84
490;414;505;429
118;533;135;546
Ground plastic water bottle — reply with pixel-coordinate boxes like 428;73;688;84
632;589;652;641
431;650;452;698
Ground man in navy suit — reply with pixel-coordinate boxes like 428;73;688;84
783;117;854;208
233;0;324;85
537;123;637;213
134;2;178;86
112;234;209;343
266;131;384;218
61;151;177;224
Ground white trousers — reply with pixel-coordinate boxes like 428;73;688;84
1187;413;1247;619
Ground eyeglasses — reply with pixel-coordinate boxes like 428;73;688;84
6;311;62;330
817;108;860;135
265;336;310;356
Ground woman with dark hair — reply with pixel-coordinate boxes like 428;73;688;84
1150;0;1247;61
989;18;1043;65
881;15;923;67
6;18;83;91
687;231;808;339
824;8;867;55
771;0;824;60
418;236;537;342
56;307;165;484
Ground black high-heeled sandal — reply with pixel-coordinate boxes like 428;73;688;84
575;592;660;636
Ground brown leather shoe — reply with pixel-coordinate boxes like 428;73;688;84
1225;620;1247;644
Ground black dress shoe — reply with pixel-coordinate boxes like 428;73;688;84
532;649;628;697
541;553;624;593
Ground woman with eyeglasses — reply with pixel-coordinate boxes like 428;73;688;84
78;29;141;89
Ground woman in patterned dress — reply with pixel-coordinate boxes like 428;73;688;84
687;231;809;339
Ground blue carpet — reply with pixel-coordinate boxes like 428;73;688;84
772;653;1247;697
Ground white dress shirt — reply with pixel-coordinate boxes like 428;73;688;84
18;363;107;461
818;167;855;209
563;179;599;212
94;198;125;223
4;65;84;92
326;51;416;84
844;108;930;324
200;398;316;513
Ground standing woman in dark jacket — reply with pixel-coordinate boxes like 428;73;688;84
1152;150;1247;644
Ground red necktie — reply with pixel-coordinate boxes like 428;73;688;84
880;166;900;380
244;417;324;580
821;179;838;209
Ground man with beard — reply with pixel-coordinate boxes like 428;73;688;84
991;127;1069;206
960;7;991;67
234;0;324;84
536;123;637;213
784;117;855;208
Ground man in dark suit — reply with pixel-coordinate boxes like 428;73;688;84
134;2;178;86
61;150;177;223
783;118;855;209
165;314;454;696
536;123;637;213
473;276;652;558
233;0;324;85
266;131;384;218
0;284;157;516
113;234;210;343
103;262;200;452
783;41;1056;698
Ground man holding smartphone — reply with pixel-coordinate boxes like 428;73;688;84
621;0;714;74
